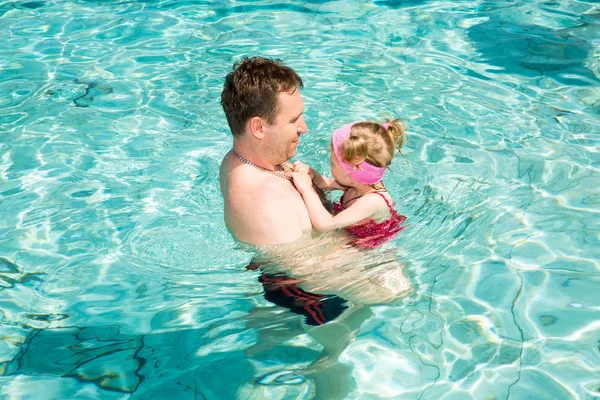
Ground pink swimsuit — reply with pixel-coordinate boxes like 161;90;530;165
333;190;407;249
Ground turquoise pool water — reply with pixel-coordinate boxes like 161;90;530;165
1;0;599;398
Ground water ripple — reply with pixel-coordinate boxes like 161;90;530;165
1;0;599;398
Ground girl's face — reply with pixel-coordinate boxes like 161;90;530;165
330;143;354;187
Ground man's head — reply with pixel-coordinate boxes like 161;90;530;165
221;57;307;163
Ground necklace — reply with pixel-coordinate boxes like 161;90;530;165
232;150;294;180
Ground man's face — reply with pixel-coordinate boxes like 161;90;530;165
263;89;307;163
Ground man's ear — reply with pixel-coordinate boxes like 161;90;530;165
248;117;266;140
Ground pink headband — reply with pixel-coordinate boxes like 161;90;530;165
332;122;388;185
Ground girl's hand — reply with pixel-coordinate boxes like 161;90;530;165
292;171;314;194
293;161;314;179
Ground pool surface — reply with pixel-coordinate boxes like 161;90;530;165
1;0;599;399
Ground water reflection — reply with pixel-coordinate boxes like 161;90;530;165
2;304;370;398
251;230;412;307
0;232;411;399
240;230;412;398
467;7;598;85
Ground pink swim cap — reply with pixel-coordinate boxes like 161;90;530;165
332;122;388;185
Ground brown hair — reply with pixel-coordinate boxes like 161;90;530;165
221;56;304;137
340;119;406;168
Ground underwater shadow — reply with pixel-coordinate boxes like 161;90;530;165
467;10;599;86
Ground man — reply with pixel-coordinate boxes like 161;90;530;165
219;56;411;307
219;56;311;245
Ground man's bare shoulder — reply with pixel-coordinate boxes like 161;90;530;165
219;151;311;245
221;152;270;198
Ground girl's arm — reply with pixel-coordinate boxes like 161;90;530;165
294;161;343;191
311;169;344;191
292;172;387;232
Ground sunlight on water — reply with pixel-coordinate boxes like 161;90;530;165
0;0;599;398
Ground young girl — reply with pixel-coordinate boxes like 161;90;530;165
292;120;407;249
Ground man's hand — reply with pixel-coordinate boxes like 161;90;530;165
292;171;314;195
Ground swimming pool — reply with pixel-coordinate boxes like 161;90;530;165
1;0;599;398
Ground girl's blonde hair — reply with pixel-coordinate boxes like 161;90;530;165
339;119;405;168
